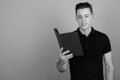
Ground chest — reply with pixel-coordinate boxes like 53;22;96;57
80;35;105;56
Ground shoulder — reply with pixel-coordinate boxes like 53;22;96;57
94;29;110;41
63;28;78;34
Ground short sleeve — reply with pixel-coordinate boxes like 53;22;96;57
103;35;112;54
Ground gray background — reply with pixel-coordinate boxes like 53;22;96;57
0;0;119;80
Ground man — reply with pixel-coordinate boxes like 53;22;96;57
56;2;114;80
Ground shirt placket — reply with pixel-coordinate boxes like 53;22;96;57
85;36;88;54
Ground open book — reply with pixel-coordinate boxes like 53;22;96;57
54;28;84;56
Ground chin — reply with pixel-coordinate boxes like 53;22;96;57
80;26;89;30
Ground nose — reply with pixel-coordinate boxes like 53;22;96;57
82;17;86;22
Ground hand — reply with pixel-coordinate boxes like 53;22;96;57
59;47;73;61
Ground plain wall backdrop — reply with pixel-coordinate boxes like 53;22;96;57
0;0;120;80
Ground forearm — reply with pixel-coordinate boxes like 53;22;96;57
56;59;68;73
105;67;114;80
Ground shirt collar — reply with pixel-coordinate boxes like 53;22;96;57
77;27;95;37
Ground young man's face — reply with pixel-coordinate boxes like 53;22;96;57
76;8;93;30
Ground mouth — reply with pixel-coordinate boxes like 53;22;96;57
81;23;87;27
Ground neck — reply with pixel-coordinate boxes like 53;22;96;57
79;27;92;37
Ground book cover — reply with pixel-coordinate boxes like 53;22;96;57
54;28;84;56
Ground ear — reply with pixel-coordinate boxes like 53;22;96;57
75;15;77;19
91;14;94;25
91;14;94;23
76;15;78;22
92;14;94;19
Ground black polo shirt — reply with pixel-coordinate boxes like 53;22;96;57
69;27;111;80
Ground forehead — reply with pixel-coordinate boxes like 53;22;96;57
76;8;91;15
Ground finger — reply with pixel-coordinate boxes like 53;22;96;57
60;53;73;60
65;53;73;57
63;50;70;55
60;47;63;52
66;55;73;60
65;54;73;59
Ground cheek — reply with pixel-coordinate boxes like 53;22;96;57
76;19;81;24
87;18;92;24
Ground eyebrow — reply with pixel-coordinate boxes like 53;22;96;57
77;14;90;16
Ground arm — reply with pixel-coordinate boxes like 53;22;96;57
56;47;73;73
103;51;114;80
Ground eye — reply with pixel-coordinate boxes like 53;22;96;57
85;15;89;18
77;16;82;19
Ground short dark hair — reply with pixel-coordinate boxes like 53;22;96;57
75;2;93;15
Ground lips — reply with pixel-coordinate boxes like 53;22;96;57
81;23;87;26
